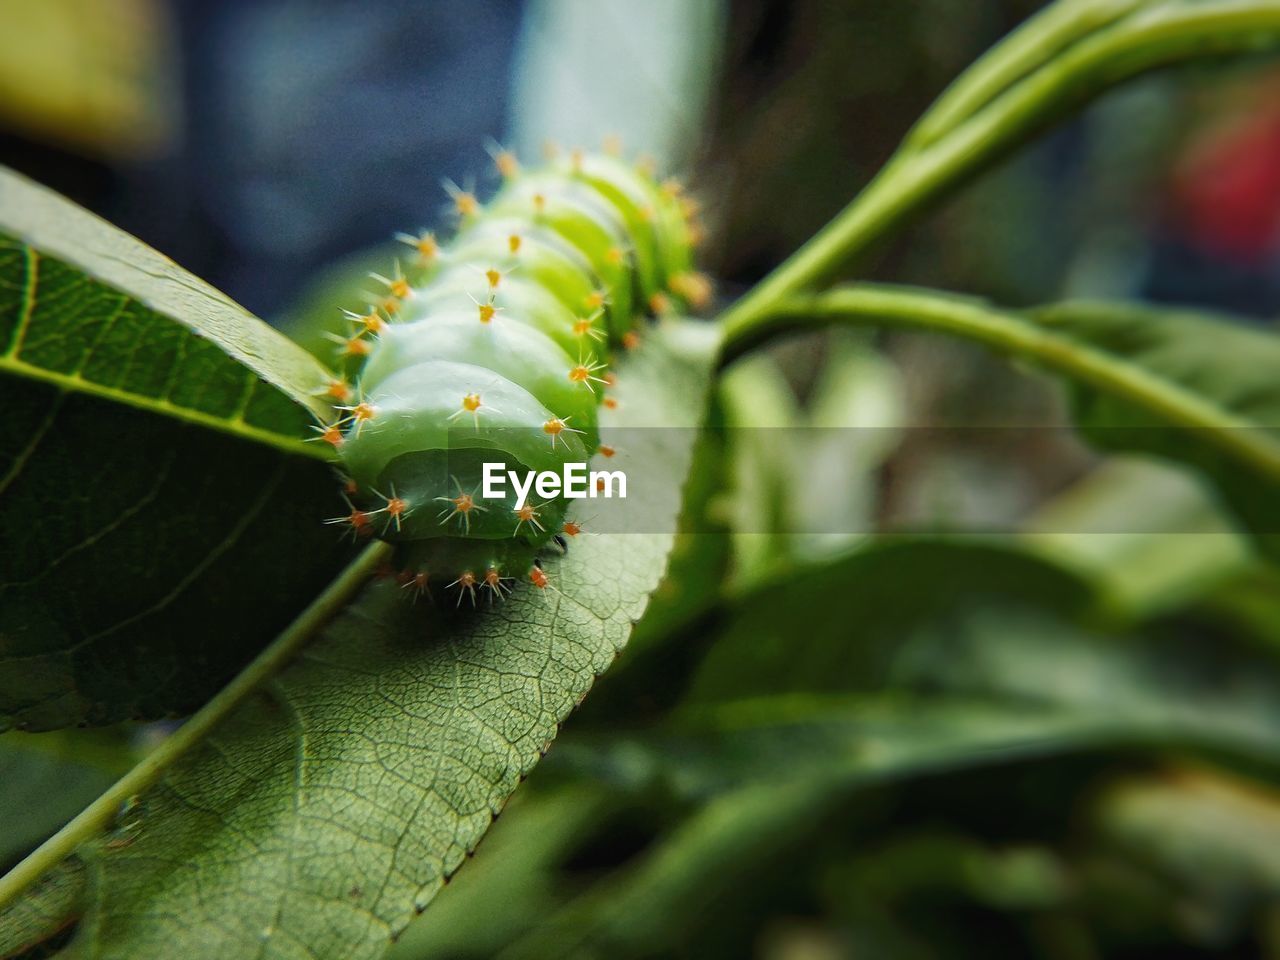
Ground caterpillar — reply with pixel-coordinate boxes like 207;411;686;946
316;144;710;604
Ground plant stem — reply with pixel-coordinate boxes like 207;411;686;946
716;1;1280;341
721;283;1280;485
0;540;393;914
901;0;1151;151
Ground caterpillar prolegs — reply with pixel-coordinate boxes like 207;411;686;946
319;147;710;603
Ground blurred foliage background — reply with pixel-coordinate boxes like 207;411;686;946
3;0;1280;957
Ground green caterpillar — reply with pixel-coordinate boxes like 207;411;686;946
316;145;709;603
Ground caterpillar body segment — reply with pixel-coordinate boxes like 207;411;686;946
329;147;709;602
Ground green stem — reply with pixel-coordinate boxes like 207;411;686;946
721;283;1280;486
901;0;1152;151
0;540;392;914
716;1;1280;339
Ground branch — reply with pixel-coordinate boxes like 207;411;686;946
717;1;1280;338
901;0;1152;151
720;283;1280;486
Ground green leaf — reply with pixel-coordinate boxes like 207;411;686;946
498;780;839;960
1194;563;1280;655
50;320;718;959
1024;458;1256;620
1033;301;1280;558
0;858;85;958
504;621;1280;957
683;538;1098;705
1095;770;1280;898
544;524;1280;803
390;529;1280;958
0;729;133;956
0;168;353;731
512;709;1113;957
554;673;1280;806
387;785;615;960
0;730;130;869
716;353;802;587
580;418;734;726
499;692;1232;959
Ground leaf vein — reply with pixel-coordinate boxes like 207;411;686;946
78;459;288;646
3;244;38;358
0;355;330;461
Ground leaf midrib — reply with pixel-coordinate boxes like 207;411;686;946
0;353;332;461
